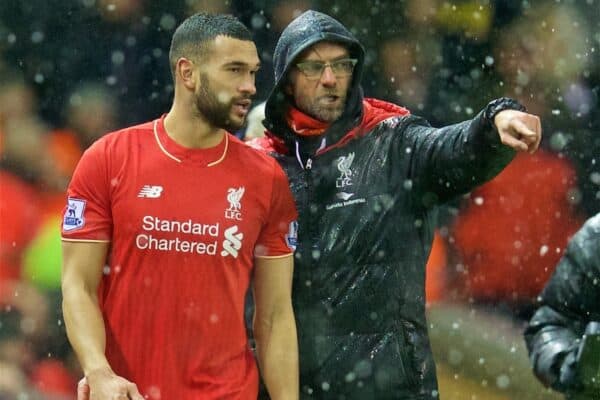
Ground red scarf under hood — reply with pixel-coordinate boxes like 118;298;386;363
256;98;410;155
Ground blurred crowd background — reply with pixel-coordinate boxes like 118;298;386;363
0;0;598;398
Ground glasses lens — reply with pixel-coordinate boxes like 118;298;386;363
331;59;356;76
297;62;324;78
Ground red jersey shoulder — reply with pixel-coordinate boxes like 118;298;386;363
84;120;155;159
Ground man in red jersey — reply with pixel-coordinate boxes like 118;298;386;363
61;13;299;400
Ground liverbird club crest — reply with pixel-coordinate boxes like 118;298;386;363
336;153;355;188
225;187;245;221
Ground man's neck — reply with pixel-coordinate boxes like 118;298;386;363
163;105;225;149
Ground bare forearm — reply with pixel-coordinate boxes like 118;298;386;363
62;284;111;375
255;306;299;400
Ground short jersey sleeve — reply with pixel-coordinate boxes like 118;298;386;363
61;140;112;241
254;162;297;258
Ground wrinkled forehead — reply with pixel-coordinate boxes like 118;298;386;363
295;41;350;62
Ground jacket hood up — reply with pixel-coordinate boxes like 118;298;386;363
263;10;365;150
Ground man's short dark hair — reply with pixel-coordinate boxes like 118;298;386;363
169;13;253;80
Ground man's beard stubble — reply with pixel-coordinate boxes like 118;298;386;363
298;91;346;123
194;73;246;131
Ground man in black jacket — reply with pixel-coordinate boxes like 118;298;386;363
524;213;600;400
252;10;542;399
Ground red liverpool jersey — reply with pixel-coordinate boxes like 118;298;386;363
62;116;297;400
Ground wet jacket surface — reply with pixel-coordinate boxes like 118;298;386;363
259;10;520;399
524;213;600;399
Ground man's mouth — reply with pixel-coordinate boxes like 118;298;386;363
232;99;251;116
320;95;340;104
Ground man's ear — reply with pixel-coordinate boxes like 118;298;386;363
177;58;196;90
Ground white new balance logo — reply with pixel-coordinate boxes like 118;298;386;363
138;185;163;198
221;225;244;258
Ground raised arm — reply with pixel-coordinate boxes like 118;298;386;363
253;254;299;400
402;98;541;204
62;241;143;400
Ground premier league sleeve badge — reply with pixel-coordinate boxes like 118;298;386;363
63;198;86;231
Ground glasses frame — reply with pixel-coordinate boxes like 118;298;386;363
295;58;358;80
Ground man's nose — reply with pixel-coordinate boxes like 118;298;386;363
239;76;256;96
320;65;337;87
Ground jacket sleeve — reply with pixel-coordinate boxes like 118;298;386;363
398;97;521;206
523;214;600;392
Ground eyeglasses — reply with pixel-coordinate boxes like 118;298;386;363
295;58;358;80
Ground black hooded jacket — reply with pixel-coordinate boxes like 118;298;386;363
524;213;600;399
261;10;523;399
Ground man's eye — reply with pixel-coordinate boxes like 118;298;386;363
229;67;242;73
304;63;323;74
333;60;354;72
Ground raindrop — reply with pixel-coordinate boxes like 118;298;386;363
539;245;549;256
34;73;45;83
31;31;44;44
7;33;16;44
496;374;510;389
321;382;330;391
106;75;117;85
484;55;494;66
549;132;569;151
126;35;137;47
251;14;266;29
566;187;582;205
473;196;484;205
551;109;561;115
311;249;321;260
103;266;110;275
112;50;125;65
160;14;177;31
590;172;600;185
